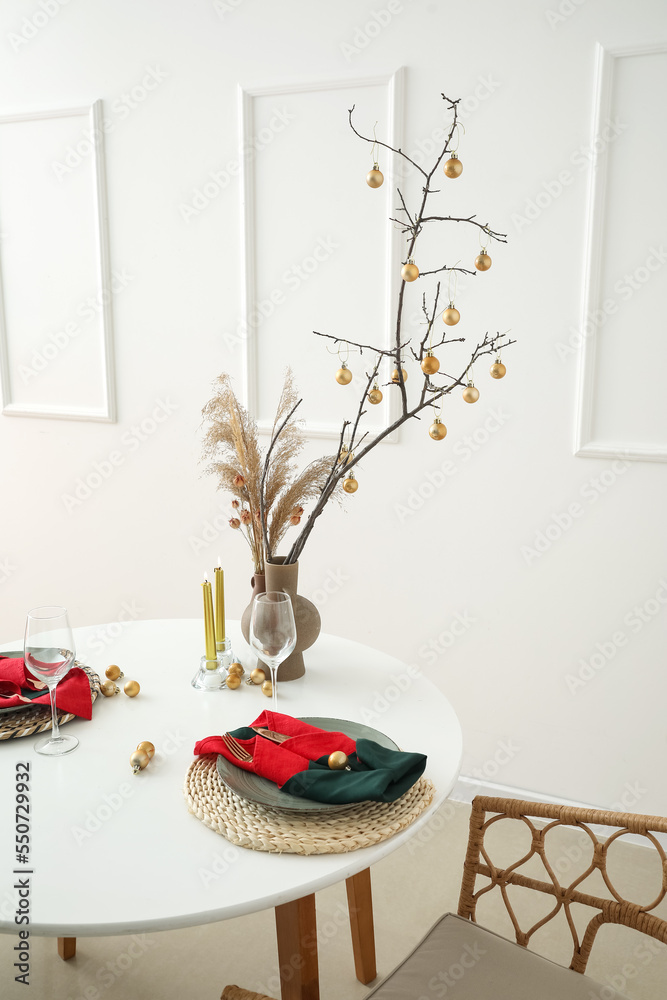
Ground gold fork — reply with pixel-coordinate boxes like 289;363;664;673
221;732;253;763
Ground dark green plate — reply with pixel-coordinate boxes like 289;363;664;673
215;716;399;813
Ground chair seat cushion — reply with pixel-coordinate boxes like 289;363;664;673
365;913;629;1000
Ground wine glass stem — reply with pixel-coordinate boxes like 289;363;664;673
270;665;278;711
49;684;60;740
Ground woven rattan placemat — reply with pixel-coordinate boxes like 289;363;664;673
0;666;102;741
184;754;435;855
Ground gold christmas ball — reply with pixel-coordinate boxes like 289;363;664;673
490;362;507;379
368;388;383;405
261;679;273;698
105;664;123;681
421;353;440;375
443;307;460;326
250;667;266;685
401;261;419;282
444;156;463;178
391;368;408;383
335;366;353;385
328;751;349;770
225;674;241;690
137;741;155;759
429;418;448;441
343;476;358;494
475;252;492;271
366;167;384;188
228;662;244;677
462;384;480;404
124;679;140;698
100;680;119;697
130;749;150;773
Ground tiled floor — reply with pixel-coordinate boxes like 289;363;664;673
1;797;666;999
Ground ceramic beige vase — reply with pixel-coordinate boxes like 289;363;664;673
241;560;320;681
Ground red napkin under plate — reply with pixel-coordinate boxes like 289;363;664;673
0;656;93;720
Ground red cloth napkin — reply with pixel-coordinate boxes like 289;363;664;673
0;656;93;720
194;710;357;789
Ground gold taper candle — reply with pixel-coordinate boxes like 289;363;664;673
202;576;216;661
214;560;225;645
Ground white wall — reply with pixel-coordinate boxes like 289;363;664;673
0;0;665;814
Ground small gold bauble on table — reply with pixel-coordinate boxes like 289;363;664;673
100;680;120;697
391;367;408;383
443;304;460;326
261;679;273;698
343;474;358;494
429;418;448;441
105;664;123;681
225;674;241;690
137;741;155;760
368;386;383;405
228;662;244;677
401;259;419;282
366;164;384;188
124;680;140;698
475;252;492;271
335;364;353;385
462;383;479;404
130;749;150;774
328;751;349;770
443;155;463;178
249;667;266;685
490;361;506;379
421;352;440;375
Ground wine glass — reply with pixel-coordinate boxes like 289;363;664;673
24;606;79;756
249;592;297;711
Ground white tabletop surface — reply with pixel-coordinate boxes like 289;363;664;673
0;620;462;938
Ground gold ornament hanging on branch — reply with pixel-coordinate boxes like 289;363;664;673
335;363;353;385
444;154;463;178
421;351;440;375
462;381;479;403
391;367;408;383
368;383;383;404
401;258;419;282
343;474;358;494
429;417;448;440
366;163;384;188
443;303;460;326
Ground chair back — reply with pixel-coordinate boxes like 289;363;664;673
457;795;667;973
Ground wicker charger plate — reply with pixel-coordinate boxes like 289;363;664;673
0;665;102;741
184;754;435;855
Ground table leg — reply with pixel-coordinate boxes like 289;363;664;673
274;894;319;1000
57;937;76;960
345;868;377;984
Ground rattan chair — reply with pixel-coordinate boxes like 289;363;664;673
222;795;667;1000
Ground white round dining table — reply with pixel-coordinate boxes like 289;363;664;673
0;619;462;998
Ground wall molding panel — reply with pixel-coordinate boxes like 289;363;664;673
574;43;667;462
238;70;405;440
0;100;117;422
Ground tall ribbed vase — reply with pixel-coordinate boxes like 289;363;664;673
262;559;320;680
